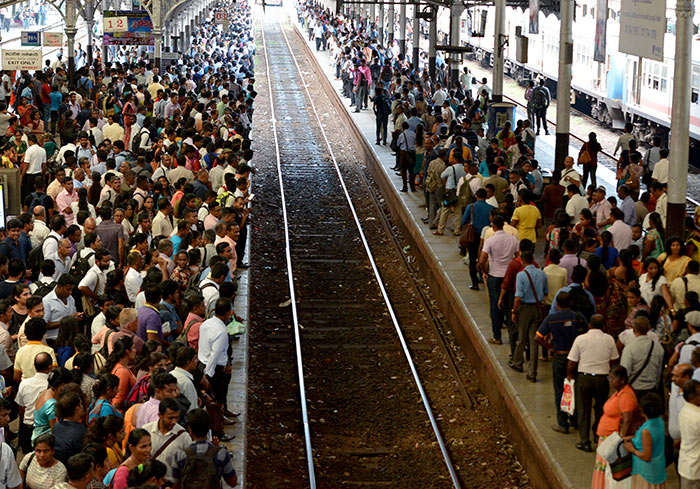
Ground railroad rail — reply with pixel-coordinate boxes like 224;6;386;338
260;15;462;489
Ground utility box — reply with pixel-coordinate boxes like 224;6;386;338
515;26;528;63
487;102;517;138
0;168;21;218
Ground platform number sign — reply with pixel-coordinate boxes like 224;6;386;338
103;16;129;33
215;12;227;23
20;32;41;47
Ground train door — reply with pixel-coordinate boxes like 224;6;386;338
626;57;641;105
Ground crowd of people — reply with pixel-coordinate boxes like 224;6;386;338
0;0;257;488
300;2;700;488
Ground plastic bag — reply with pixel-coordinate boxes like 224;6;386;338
596;432;628;464
560;378;575;415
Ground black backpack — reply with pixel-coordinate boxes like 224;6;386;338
568;285;595;322
532;86;549;109
380;65;392;83
379;95;391;115
28;192;50;213
34;280;56;298
69;250;95;279
131;128;149;154
27;235;58;280
181;445;222;489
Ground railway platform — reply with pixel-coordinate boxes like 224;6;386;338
284;7;677;489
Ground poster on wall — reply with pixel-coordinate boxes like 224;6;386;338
593;0;607;62
619;0;666;61
528;0;539;34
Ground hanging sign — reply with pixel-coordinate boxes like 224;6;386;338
528;0;539;34
593;0;607;62
2;49;42;70
619;0;666;61
21;31;41;47
42;32;62;47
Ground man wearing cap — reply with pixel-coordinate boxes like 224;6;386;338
590;187;613;232
679;311;700;365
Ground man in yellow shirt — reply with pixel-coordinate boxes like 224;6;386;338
14;318;57;382
511;189;541;244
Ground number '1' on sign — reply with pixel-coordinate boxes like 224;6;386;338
104;16;128;32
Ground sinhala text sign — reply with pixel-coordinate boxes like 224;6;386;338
619;0;666;61
103;10;153;46
43;32;62;47
2;50;42;70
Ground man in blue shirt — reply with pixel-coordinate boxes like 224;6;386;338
536;291;587;433
510;251;548;381
396;122;416;192
461;188;494;290
158;280;181;342
0;219;26;262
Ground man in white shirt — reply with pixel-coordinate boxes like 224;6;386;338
679;379;700;488
590;187;613;231
30;206;50;249
78;249;110;306
42;216;66;261
671;262;700;312
651;149;669;185
567;315;619;452
124;253;144;305
22;134;46;192
669;363;693;443
560;156;582;189
143;397;193;483
608;208;633;251
15;352;51;453
565;185;589;224
42;274;78;342
170;346;198;413
152;200;174;237
51;239;73;279
199;263;227;315
198;298;233;406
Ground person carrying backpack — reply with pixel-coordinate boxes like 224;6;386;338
531;79;551;135
173;408;237;489
373;87;391;146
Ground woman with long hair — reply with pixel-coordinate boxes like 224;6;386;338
596;230;619;270
640;257;674;312
88;373;122;422
87;173;102;207
9;284;30;336
623;393;667;489
32;367;73;442
414;124;425;187
648;295;673;351
579;132;602;188
71;351;96;400
657;236;691;282
111;429;151;489
573;208;597;237
643;212;665;260
620;288;650;348
70;187;95;219
103;337;136;412
85;415;125;468
54;316;81;367
19;433;67;489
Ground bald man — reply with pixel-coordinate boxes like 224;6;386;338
30;206;49;249
53;239;72;279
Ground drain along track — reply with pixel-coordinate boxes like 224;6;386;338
259;14;461;489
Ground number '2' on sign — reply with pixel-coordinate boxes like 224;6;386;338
104;16;128;32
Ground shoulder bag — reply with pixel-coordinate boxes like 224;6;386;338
523;269;547;319
442;166;458;207
459;204;476;248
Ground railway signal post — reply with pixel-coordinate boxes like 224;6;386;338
492;0;505;102
668;0;694;238
555;0;573;170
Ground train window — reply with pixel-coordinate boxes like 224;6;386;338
591;7;595;18
661;66;668;93
693;69;700;104
582;5;588;16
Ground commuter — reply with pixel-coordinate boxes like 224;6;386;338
567;314;619;452
620;316;664;401
531;79;550;135
461;188;494;291
578;132;601;189
614;122;636;155
623;393;667;488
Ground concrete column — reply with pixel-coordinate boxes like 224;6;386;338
399;0;406;57
554;0;573;169
65;0;77;84
354;5;360;28
492;0;505;102
387;3;394;43
449;4;464;88
378;2;384;44
412;3;419;70
370;3;375;29
428;8;436;79
102;0;109;63
667;0;694;238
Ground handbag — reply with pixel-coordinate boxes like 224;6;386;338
459;204;476;248
560;378;575;415
609;443;633;481
578;144;592;165
442;166;458;206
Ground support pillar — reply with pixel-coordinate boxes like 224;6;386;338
428;8;436;80
449;4;464;88
101;0;109;63
370;3;375;29
554;0;572;170
412;2;419;69
667;0;694;238
387;3;394;43
492;0;505;102
65;0;77;84
399;0;406;57
378;2;384;45
354;5;360;28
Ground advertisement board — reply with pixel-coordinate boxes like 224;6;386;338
2;49;42;70
619;0;666;61
528;0;538;34
21;31;41;47
103;10;153;46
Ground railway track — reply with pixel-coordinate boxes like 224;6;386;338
258;15;461;489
